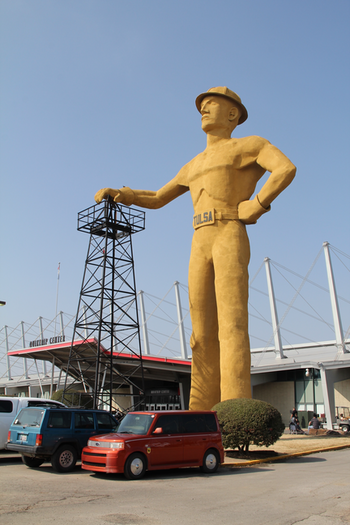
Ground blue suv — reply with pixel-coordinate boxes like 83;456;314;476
6;407;119;472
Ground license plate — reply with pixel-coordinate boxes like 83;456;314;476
19;434;27;442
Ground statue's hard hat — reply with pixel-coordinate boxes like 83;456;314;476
195;86;248;125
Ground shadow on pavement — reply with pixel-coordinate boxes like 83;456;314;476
86;464;276;482
0;452;21;464
286;455;327;463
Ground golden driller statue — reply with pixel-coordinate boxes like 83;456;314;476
95;87;296;410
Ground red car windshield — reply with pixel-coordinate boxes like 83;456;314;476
117;413;155;435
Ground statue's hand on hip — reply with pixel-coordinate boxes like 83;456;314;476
238;195;271;225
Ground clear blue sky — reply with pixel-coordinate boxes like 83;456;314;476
1;0;349;346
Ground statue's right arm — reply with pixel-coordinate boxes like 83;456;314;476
94;166;189;209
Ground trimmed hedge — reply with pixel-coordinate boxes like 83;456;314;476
213;398;285;453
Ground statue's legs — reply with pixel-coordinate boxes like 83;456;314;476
188;235;221;410
188;220;251;411
214;220;251;401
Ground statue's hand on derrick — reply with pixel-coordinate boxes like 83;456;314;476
94;187;134;206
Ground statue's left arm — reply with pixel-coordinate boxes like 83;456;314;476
238;139;296;224
94;164;190;209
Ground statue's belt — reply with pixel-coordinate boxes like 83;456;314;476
193;208;239;230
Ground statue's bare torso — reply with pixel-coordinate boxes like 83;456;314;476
181;136;268;211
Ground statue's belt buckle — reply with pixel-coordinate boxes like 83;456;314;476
193;209;215;230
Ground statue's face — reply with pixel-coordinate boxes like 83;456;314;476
200;95;235;133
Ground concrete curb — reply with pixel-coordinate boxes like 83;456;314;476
221;443;350;467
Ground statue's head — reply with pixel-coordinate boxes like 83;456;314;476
196;87;248;134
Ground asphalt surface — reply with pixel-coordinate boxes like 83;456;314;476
1;448;350;525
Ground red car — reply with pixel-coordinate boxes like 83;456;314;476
81;410;224;479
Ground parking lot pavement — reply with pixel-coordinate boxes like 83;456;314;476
1;448;350;525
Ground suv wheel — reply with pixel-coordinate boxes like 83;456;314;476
201;449;220;474
51;445;77;473
22;456;44;468
124;453;147;480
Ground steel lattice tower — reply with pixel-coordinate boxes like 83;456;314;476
63;199;146;413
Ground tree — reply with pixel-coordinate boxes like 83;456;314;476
213;398;285;454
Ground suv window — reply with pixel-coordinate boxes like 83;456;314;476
181;413;217;433
0;400;13;413
47;411;72;429
27;401;64;409
155;414;217;434
14;408;45;427
75;412;94;429
156;414;181;434
96;412;119;431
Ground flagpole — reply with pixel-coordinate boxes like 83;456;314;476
55;263;60;336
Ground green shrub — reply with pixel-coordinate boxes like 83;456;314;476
51;389;93;408
213;398;285;453
51;389;64;402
